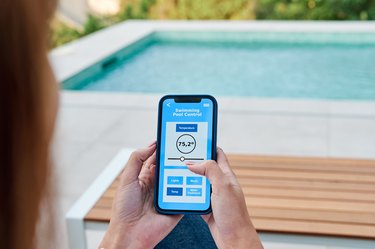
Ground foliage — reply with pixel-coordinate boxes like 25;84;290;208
52;0;375;48
118;0;156;20
255;0;375;20
126;0;375;20
50;20;81;48
151;0;255;19
51;14;107;48
82;14;106;35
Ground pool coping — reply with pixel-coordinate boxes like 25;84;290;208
50;20;375;83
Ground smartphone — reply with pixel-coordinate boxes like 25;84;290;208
154;95;218;214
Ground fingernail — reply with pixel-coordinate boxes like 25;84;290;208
185;161;196;166
148;141;156;147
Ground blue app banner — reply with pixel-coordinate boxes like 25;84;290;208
176;124;198;132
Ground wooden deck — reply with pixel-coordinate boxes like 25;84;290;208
85;155;375;239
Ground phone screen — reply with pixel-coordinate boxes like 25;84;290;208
156;96;216;212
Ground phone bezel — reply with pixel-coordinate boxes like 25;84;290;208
154;94;218;215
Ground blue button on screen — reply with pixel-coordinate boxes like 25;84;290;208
167;187;183;196
186;176;202;185
176;124;198;132
186;188;202;196
167;176;183;185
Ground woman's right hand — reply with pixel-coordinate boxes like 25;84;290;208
186;148;263;249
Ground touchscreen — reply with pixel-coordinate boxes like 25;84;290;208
158;98;214;211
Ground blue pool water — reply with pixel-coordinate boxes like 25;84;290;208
63;32;375;100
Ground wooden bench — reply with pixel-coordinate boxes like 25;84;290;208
66;149;375;249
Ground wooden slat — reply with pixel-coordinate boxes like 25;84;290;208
92;197;113;209
102;188;116;198
85;154;375;239
234;169;375;183
245;196;375;213
237;177;375;193
86;208;111;222
251;217;375;238
231;162;375;174
248;207;375;225
242;186;375;202
227;154;375;167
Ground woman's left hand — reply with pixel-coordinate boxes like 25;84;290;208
100;143;182;249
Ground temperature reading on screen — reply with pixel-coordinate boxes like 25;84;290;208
176;134;196;154
178;141;195;147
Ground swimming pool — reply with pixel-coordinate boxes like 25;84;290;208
62;31;375;100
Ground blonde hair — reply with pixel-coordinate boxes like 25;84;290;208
0;0;56;248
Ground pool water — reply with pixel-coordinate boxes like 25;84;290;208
63;32;375;100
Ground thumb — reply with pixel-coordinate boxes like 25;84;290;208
186;160;224;192
122;144;156;184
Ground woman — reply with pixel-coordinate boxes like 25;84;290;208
0;0;263;248
1;0;58;248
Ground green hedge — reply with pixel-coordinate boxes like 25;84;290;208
51;14;107;48
52;0;375;47
255;0;375;20
155;0;254;19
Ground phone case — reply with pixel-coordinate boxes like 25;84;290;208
154;94;218;215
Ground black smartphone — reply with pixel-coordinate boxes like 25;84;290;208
154;95;218;214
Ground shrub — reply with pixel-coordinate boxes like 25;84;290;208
82;14;106;35
51;0;375;48
119;0;157;20
50;21;81;48
255;0;375;20
51;14;108;48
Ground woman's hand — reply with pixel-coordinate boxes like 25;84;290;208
100;143;182;249
186;148;263;249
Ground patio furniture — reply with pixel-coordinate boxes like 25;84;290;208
66;148;375;249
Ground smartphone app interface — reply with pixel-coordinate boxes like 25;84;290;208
158;98;214;211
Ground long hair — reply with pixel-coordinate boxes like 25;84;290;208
0;0;57;248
